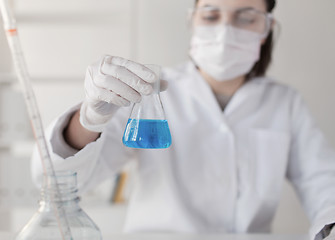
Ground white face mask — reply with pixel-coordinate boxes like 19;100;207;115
189;25;263;82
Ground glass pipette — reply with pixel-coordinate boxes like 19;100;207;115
0;0;73;239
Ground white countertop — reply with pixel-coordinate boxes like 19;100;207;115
1;233;308;240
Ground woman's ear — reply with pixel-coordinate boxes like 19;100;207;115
271;18;276;31
261;18;276;45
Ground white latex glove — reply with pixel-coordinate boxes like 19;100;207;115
324;226;335;240
80;55;157;132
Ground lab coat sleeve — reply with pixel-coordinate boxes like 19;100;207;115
286;92;335;240
31;103;135;193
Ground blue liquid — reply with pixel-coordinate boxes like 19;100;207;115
122;119;172;149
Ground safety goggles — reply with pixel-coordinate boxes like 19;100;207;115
190;6;274;38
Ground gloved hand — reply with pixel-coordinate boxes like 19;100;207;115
324;226;335;240
80;55;157;132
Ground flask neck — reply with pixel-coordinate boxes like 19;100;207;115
145;64;160;94
131;93;166;119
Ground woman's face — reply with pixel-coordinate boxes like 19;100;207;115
190;0;270;83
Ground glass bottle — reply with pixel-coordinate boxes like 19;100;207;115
15;171;102;240
122;64;172;149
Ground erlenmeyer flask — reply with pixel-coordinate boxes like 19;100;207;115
122;64;172;149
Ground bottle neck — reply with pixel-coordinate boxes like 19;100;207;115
39;172;80;211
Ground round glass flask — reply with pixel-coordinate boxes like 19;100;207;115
122;64;172;149
15;171;102;240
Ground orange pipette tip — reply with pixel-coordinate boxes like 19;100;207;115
6;28;17;35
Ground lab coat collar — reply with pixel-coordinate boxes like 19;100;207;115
185;61;269;122
186;62;223;120
224;78;266;117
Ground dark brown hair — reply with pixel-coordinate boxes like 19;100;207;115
194;0;276;80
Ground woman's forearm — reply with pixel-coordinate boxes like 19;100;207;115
63;110;100;150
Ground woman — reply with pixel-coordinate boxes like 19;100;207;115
32;0;335;239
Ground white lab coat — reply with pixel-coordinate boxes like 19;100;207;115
32;62;335;239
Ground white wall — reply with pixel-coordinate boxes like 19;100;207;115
1;0;335;235
269;0;335;146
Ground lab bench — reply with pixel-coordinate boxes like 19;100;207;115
0;233;308;240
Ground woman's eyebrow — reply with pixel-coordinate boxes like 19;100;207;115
236;7;255;12
199;4;220;10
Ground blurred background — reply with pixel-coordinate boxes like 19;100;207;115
0;0;334;236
